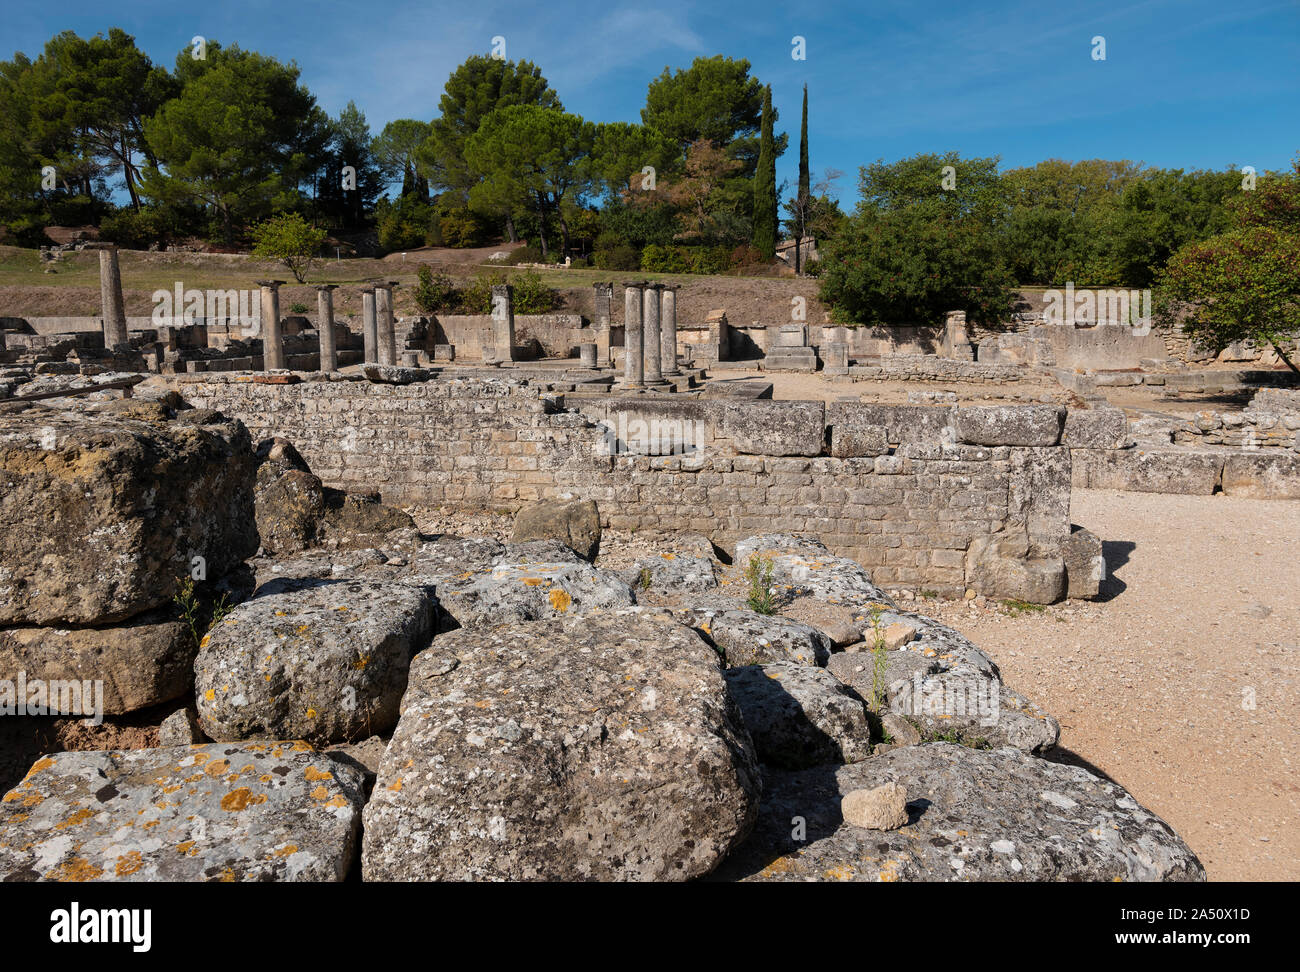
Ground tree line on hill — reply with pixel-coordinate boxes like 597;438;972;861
0;28;1294;365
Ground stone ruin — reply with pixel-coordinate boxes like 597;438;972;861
0;385;1206;881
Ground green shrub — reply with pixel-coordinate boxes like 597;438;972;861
376;196;433;253
593;244;641;271
438;208;488;248
504;245;546;265
99;206;172;250
414;265;459;314
251;212;328;283
459;269;559;315
742;554;777;615
641;244;689;273
289;302;309;315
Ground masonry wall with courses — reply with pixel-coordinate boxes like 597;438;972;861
169;375;1074;600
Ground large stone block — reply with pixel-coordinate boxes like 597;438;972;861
827;402;953;445
1062;407;1130;449
953;405;1064;446
510;498;602;561
722;401;824;456
965;533;1066;604
0;401;258;625
1221;452;1300;499
0;610;194;715
362;613;760;880
1062;525;1105;600
0;744;367;881
1073;449;1223;494
196;579;434;744
712;744;1205;882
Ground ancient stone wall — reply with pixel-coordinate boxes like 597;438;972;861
169;375;1074;597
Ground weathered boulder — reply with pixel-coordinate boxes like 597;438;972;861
732;534;894;614
620;553;718;594
713;744;1205;881
1063;525;1106;599
0;610;194;715
1221;452;1300;499
0;401;258;625
725;663;873;768
0;743;366;881
254;440;326;555
953;405;1064;447
362;613;760;880
195;579;434;744
436;559;635;629
158;705;204;746
842;782;908;830
319;488;415;543
510;498;602;561
827;617;1060;755
681;609;831;667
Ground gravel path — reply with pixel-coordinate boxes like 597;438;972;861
920;489;1299;881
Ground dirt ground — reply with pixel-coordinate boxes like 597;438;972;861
922;489;1299;882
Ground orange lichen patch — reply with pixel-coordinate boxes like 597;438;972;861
352;653;371;670
46;857;104;882
296;624;310;634
162;784;183;795
548;588;572;612
25;757;55;777
176;841;197;855
259;774;272;783
3;790;43;808
271;844;299;858
305;708;318;719
115;851;145;877
218;867;237;882
758;856;799;877
220;788;267;812
304;766;333;782
274;610;287;617
388;779;404;792
310;785;329;801
199;635;210;649
473;700;491;709
823;865;854;880
142;820;160;829
334;606;349;612
324;795;349;809
205;759;230;776
878;860;902;882
660;553;676;560
521;577;547;587
291;741;313;752
54;807;94;830
203;689;215;701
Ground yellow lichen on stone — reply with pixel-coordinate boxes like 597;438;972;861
548;588;572;612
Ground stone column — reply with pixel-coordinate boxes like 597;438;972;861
375;282;398;366
361;287;378;364
642;283;666;385
661;284;680;375
90;244;129;351
579;342;597;368
622;281;644;388
256;280;286;370
491;284;515;363
593;281;614;367
316;284;338;372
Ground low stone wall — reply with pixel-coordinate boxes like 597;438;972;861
425;313;591;360
1071;447;1300;499
168;375;1075;599
847;355;1026;384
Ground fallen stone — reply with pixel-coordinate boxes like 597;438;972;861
725;663;872;768
841;782;908;830
435;559;635;629
0;402;258;625
195;579;434;744
0;743;366;881
620;553;718;594
1063;525;1106;600
510;498;602;561
713;744;1205;882
0;610;195;715
1062;407;1130;449
362;613;760;880
965;534;1066;604
679;608;832;666
158;705;205;746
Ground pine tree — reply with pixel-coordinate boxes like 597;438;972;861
796;84;809;273
751;85;778;258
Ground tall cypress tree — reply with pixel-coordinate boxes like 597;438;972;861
796;84;809;273
751;85;778;258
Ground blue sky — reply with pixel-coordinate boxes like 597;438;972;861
5;0;1298;204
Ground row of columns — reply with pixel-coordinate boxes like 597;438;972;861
256;278;399;373
620;281;679;389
